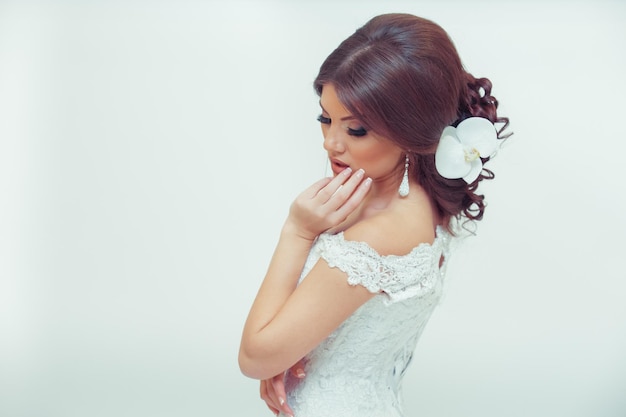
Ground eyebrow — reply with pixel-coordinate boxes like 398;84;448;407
319;101;357;122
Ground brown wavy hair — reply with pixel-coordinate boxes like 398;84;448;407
314;13;511;231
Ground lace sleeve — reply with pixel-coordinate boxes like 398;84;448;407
314;231;448;303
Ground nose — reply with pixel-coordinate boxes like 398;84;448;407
323;130;345;154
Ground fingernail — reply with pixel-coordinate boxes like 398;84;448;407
279;397;285;406
355;168;364;178
342;167;352;175
364;177;372;186
296;369;306;378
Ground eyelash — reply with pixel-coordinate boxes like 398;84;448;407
316;115;368;137
317;115;331;124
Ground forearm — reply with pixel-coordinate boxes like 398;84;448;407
239;169;371;378
239;223;314;374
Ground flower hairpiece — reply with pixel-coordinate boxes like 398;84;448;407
435;117;498;184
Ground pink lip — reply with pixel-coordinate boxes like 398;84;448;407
330;158;350;175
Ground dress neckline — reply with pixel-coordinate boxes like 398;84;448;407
318;225;449;260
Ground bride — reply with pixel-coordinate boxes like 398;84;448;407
239;13;510;417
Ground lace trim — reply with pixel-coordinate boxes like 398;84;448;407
315;226;451;304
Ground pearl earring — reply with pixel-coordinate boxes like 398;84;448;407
398;154;409;197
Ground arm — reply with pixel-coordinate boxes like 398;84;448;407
239;168;372;380
240;245;376;379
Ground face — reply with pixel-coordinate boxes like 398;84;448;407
318;84;404;181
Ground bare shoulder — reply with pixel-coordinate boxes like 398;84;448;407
343;206;437;257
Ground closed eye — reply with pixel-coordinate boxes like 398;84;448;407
318;114;368;137
348;127;368;137
317;114;331;124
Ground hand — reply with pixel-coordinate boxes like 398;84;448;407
260;360;307;416
285;168;372;240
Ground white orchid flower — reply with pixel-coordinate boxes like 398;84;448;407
435;117;498;184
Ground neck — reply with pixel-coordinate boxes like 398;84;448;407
364;178;418;208
327;177;424;234
361;161;408;208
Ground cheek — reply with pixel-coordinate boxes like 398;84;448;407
358;148;381;163
355;143;395;163
357;144;403;175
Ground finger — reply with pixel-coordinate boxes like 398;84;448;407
289;360;306;378
313;167;353;203
271;376;295;417
264;378;281;412
333;176;372;220
299;177;333;199
266;403;279;416
260;380;279;415
322;168;366;210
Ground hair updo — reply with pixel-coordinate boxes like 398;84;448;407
314;13;510;231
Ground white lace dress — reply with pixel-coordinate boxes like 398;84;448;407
281;226;452;417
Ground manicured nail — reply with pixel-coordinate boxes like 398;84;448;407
364;177;372;186
355;168;364;178
342;167;352;176
279;397;285;406
296;369;306;378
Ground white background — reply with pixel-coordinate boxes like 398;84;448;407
1;1;625;416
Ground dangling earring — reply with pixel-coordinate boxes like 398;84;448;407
398;154;409;197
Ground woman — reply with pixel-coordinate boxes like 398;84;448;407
239;13;510;417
